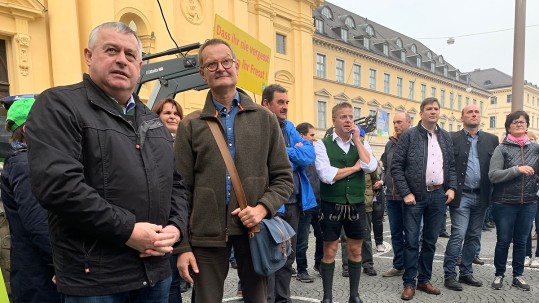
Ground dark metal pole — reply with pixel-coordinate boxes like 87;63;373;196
512;0;526;111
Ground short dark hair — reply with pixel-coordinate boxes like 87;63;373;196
262;84;287;105
198;39;236;67
296;122;315;135
152;98;184;120
505;110;529;134
420;97;440;112
8;124;25;143
331;102;352;118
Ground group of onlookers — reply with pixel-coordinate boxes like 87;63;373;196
1;20;538;303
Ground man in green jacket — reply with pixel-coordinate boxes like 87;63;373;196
174;38;293;303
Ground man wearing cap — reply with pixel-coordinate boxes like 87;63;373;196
314;101;377;303
25;22;189;302
1;98;60;303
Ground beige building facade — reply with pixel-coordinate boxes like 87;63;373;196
4;0;534;156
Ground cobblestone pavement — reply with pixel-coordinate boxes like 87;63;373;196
181;216;539;302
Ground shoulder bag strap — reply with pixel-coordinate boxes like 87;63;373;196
206;120;260;234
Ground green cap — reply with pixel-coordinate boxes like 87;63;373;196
7;98;35;132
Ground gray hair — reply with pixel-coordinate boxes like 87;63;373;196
88;22;143;60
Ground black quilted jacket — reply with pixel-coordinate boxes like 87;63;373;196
391;122;457;201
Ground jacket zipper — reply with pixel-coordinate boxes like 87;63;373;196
520;145;524;204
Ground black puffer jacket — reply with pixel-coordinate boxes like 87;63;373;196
381;136;402;201
26;74;189;296
489;138;539;204
391;122;457;201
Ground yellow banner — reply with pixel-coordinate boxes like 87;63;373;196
214;15;271;95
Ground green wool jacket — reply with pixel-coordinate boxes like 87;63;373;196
174;89;293;252
320;137;366;204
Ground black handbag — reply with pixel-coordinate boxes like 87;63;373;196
207;120;295;276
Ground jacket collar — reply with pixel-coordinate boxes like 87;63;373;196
199;87;258;119
416;120;439;136
83;74;152;122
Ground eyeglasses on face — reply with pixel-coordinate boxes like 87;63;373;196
202;58;236;72
511;120;527;125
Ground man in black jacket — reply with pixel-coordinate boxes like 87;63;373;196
443;104;499;291
26;22;189;302
379;112;411;278
391;97;457;300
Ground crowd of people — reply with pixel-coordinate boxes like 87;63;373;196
1;21;539;303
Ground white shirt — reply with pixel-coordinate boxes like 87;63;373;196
314;132;377;184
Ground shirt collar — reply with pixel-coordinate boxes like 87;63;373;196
332;131;355;145
111;95;135;114
463;128;480;138
212;91;241;114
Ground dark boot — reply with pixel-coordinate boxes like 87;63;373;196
348;260;362;303
320;261;335;302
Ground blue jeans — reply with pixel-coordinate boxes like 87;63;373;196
168;255;182;303
443;192;485;279
386;199;405;270
492;202;537;277
525;202;539;257
61;276;172;303
296;209;323;273
402;189;446;287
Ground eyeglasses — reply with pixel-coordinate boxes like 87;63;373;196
511;120;527;125
202;58;236;72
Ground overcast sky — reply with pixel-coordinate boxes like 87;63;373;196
328;0;539;85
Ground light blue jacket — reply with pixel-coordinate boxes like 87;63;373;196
277;120;317;212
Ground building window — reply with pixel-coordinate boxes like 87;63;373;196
317;101;327;128
480;101;483;112
397;77;403;97
315;19;324;33
450;92;454;109
473;99;477;105
363;37;370;49
383;44;389;56
449;122;453;132
400;51;406;63
458;94;462;110
384;73;390;94
396;38;403;48
366;25;374;36
490;116;496;129
420;84;426;101
416;57;421;68
353;64;361;87
321;6;333;19
490;96;497;104
411;44;417;53
369;109;377;116
430;62;435;72
431;87;436;98
341;28;348;42
410;116;415;125
444;66;448;77
507;94;512;103
369;69;377;90
345;16;355;28
440;122;445;130
354;107;361;119
440;90;446;107
336;59;344;83
408;81;415;100
465;96;470;106
276;34;286;54
426;51;432;59
316;54;326;79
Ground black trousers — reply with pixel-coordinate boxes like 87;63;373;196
267;203;300;303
